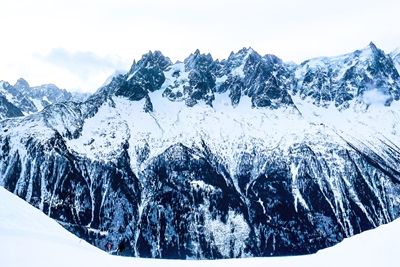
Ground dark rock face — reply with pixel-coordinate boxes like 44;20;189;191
0;118;140;253
245;53;294;108
182;50;217;107
134;143;247;258
218;75;244;107
217;49;294;109
116;52;171;99
1;43;400;259
2;122;400;258
115;51;171;111
0;95;24;119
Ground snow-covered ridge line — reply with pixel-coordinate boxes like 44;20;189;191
1;42;400;259
0;77;90;120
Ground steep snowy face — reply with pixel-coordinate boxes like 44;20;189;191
0;80;38;115
1;44;400;259
294;42;400;110
391;47;400;75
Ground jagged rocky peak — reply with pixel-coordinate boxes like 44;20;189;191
218;47;255;76
345;42;400;105
228;47;255;61
14;78;30;91
109;43;400;112
30;84;69;106
0;77;92;120
111;47;296;110
182;49;217;107
244;52;295;109
126;50;172;78
18;79;90;108
354;42;399;80
217;47;295;109
114;51;172;111
294;42;400;110
183;49;215;72
160;49;218;107
0;79;38;115
263;53;285;66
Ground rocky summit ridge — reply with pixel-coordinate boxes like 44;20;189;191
0;78;90;120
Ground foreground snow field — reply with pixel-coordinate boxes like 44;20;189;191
0;186;398;267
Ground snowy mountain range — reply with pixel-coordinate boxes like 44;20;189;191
1;42;400;259
0;78;90;120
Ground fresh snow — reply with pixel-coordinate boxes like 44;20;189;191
30;98;45;111
390;47;400;58
391;47;400;74
101;69;127;88
1;185;400;267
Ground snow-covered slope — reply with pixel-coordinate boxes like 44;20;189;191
391;46;400;75
0;186;117;267
1;43;400;259
1;185;400;267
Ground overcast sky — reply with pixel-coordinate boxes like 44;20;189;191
1;0;399;93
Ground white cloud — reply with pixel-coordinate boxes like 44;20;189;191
0;49;130;93
362;89;392;106
0;0;399;92
33;48;129;84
